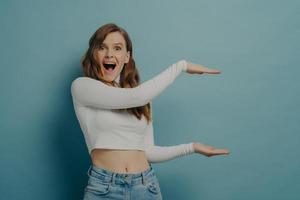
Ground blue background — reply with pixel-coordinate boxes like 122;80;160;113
1;0;299;199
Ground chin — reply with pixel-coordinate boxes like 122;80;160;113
102;74;118;82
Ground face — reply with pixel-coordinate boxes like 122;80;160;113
94;31;130;82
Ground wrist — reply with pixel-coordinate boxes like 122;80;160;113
181;60;188;72
192;142;196;153
193;142;205;153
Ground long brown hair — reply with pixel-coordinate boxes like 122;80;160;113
81;23;152;124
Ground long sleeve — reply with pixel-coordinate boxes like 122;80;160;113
71;60;188;109
144;103;195;163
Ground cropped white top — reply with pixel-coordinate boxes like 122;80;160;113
70;60;195;163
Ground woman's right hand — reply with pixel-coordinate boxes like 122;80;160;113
186;61;221;74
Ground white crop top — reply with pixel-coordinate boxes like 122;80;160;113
70;60;195;163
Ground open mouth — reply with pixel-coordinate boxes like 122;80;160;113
103;63;116;71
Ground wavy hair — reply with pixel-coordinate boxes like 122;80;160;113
81;23;152;124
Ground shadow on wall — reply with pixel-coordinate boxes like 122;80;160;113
49;58;91;199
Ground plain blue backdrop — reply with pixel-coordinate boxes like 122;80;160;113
1;0;299;199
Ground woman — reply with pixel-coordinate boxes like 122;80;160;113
71;23;230;200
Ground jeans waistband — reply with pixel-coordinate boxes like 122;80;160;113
86;164;155;186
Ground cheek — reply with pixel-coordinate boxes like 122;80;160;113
119;55;128;64
95;52;104;61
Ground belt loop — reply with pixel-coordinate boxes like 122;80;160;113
111;173;116;186
142;172;147;186
86;165;92;176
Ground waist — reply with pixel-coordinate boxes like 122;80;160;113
91;148;150;173
86;163;156;186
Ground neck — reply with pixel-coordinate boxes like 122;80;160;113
115;73;120;84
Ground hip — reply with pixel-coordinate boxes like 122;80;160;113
83;164;163;200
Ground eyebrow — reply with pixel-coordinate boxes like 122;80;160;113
101;42;124;47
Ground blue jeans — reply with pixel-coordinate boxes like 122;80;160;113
83;164;163;200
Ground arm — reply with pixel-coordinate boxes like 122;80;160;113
143;109;230;162
144;103;195;163
71;60;187;109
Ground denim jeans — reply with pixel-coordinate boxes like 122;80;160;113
83;164;163;200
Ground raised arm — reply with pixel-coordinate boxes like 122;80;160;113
71;60;187;109
144;103;195;163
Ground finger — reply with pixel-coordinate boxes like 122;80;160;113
195;64;221;74
204;69;221;74
212;149;230;155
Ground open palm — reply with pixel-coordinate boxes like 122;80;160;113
193;142;230;157
186;61;221;74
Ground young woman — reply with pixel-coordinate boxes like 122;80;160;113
71;23;230;200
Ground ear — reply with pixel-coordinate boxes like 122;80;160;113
125;51;130;63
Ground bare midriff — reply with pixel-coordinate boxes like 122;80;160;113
90;148;150;174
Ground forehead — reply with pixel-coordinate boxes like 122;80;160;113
102;32;126;45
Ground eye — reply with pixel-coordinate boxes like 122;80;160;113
114;46;122;51
98;45;105;50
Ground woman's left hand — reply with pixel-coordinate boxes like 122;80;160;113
186;61;221;75
193;142;230;157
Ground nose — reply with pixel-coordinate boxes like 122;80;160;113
105;49;113;58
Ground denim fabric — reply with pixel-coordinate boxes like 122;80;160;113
83;164;163;200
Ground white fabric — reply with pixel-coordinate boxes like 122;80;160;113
71;60;195;163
